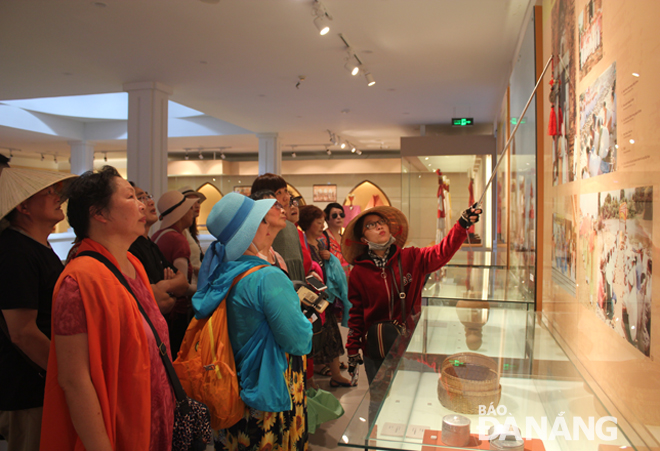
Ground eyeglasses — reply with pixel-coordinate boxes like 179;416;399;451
137;193;153;203
331;212;345;220
290;198;300;207
272;201;285;210
364;219;387;230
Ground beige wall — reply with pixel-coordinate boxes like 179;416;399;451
541;1;660;448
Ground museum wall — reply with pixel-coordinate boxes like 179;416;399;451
541;0;660;448
168;171;403;212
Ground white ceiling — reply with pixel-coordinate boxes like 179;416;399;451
0;0;534;161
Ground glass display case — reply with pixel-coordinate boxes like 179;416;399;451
442;250;506;268
340;283;635;451
422;266;533;304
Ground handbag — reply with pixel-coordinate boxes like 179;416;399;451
77;251;212;451
306;388;344;434
366;256;408;360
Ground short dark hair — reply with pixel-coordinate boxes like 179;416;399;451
66;165;121;240
354;212;387;241
298;205;325;231
251;173;287;194
250;189;276;201
323;202;344;220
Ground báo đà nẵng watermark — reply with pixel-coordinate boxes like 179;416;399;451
478;403;618;442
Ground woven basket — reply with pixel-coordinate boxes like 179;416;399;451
437;353;501;414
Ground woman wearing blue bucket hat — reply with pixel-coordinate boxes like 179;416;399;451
193;192;313;451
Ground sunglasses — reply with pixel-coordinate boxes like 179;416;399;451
331;212;345;220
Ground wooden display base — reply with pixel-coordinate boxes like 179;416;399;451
421;429;546;451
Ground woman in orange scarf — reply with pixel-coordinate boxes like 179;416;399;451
41;166;175;451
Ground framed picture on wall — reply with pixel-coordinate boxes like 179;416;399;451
313;184;337;202
234;186;251;196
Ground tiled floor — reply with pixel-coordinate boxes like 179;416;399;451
308;324;371;451
308;355;370;451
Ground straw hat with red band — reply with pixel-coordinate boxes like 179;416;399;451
341;206;409;265
156;190;199;230
0;168;77;220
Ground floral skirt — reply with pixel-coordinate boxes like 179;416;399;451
215;355;308;451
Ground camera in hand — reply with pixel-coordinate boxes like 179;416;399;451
293;276;330;320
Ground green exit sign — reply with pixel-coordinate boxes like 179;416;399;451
452;117;474;127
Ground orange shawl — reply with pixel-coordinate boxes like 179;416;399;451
41;239;153;451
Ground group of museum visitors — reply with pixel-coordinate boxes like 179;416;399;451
0;159;480;451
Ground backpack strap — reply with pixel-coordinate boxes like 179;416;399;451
225;265;268;299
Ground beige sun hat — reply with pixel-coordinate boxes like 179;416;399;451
0;168;77;220
157;190;199;229
341;206;409;265
178;186;206;203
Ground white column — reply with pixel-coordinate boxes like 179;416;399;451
123;81;172;202
68;141;94;175
257;133;281;175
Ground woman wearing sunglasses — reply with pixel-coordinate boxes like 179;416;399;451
323;203;350;277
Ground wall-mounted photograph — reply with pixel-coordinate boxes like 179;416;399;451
578;62;617;179
233;186;251;196
313;184;337;202
578;0;604;80
579;186;652;356
552;209;578;295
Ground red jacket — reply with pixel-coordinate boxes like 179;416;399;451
346;222;467;356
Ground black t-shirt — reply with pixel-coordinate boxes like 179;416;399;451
0;228;64;410
129;235;176;285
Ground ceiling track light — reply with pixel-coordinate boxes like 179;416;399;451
312;0;332;36
340;34;372;81
184;148;190;160
350;144;357;153
53;155;58;163
340;141;346;149
326;147;332;156
344;49;361;76
365;71;376;86
198;152;204;160
356;149;362;155
41;153;45;161
103;152;108;162
291;152;297;158
327;130;339;146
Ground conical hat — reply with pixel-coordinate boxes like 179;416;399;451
341;206;408;265
0;168;77;219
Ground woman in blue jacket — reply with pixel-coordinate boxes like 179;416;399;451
193;192;313;451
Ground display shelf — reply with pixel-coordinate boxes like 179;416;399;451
340;304;635;451
443;250;506;268
422;267;535;305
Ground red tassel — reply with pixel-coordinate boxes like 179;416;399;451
557;107;564;136
548;105;557;136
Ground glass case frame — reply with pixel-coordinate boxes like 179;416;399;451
339;279;635;451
